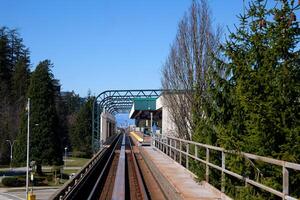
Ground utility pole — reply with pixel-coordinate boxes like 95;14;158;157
6;140;16;169
150;112;154;146
26;98;30;200
64;147;68;168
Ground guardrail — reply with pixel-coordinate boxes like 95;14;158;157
50;134;120;200
153;134;300;200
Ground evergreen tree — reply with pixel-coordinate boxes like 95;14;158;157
214;0;300;160
0;27;29;165
12;55;30;101
14;60;62;171
69;95;93;157
205;0;300;198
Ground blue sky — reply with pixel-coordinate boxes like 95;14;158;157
0;0;244;97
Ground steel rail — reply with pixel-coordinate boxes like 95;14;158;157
87;134;123;200
127;135;149;200
50;134;120;200
111;134;126;199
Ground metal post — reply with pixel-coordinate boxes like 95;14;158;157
26;98;30;200
221;151;225;193
6;140;16;169
100;110;103;150
169;139;171;157
186;143;189;169
64;147;68;168
180;141;182;165
206;148;209;182
150;112;153;135
195;145;198;158
283;166;289;199
174;140;177;161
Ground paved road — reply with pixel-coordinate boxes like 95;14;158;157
0;188;58;200
1;166;81;172
0;193;24;200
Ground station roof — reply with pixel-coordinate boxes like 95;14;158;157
129;98;159;119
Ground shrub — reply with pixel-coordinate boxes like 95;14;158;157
2;176;25;187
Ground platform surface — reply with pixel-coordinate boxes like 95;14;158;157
130;131;151;144
142;146;231;200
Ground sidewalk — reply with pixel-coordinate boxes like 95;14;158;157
0;186;60;193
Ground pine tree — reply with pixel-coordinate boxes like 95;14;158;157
208;0;300;198
69;96;93;157
14;60;62;171
0;27;29;165
215;0;300;160
12;54;30;101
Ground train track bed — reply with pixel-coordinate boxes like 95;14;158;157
99;152;120;200
126;135;147;200
129;134;166;200
51;133;166;200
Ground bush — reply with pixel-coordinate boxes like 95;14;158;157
1;175;49;187
2;176;25;187
33;176;48;186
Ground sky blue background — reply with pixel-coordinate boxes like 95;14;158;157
0;0;246;97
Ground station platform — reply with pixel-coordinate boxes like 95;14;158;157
139;145;231;200
130;131;151;145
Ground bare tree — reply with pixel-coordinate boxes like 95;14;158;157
162;0;221;140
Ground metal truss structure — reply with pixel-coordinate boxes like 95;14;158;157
92;89;164;153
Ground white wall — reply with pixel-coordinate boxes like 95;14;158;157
101;111;116;142
156;96;177;136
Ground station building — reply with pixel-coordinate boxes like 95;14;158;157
128;96;176;135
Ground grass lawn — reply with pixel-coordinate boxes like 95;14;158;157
63;169;78;175
64;157;90;167
0;157;90;188
0;166;9;171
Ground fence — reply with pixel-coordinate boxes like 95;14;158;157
153;134;300;200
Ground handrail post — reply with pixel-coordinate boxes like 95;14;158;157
221;151;225;193
206;148;209;182
160;137;162;151
195;145;198;158
180;140;182;165
159;137;161;150
164;138;166;154
283;166;289;199
174;140;177;161
169;138;172;157
186;143;189;169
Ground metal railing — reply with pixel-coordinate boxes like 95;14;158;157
153;134;300;200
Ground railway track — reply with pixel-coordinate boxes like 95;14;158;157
51;132;164;200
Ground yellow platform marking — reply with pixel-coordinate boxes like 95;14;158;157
130;131;143;142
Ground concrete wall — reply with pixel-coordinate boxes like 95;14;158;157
156;96;177;136
101;112;116;142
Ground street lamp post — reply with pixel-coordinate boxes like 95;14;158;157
64;147;68;168
26;98;30;200
5;140;16;169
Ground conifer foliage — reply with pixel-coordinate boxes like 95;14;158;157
213;0;300;161
193;0;300;198
70;95;93;157
162;0;300;198
14;60;63;169
0;27;30;165
0;26;90;169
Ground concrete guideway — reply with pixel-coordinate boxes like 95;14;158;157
141;147;230;200
128;134;230;200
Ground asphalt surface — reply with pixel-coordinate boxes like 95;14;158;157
0;188;58;200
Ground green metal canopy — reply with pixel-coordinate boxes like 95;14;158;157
92;89;165;152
